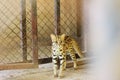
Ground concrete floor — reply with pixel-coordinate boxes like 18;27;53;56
0;63;95;80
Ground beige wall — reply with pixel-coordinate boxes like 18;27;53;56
0;0;83;44
0;0;84;51
0;0;20;31
0;0;84;63
0;0;82;34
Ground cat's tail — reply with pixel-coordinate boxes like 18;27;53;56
72;41;84;58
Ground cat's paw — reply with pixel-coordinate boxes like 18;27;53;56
74;66;79;70
80;55;84;58
63;68;66;71
58;75;65;79
54;74;58;78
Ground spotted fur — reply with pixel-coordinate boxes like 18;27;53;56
50;34;84;78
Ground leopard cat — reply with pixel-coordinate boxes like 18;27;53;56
50;34;84;78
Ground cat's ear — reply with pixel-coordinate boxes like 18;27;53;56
61;34;65;41
50;34;56;42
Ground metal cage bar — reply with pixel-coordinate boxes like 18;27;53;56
31;0;38;64
54;0;61;35
20;0;27;62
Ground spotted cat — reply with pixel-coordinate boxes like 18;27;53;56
50;34;84;78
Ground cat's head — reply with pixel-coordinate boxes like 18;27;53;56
50;34;65;45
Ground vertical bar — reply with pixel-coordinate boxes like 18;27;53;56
76;0;85;51
54;0;61;35
31;0;38;64
83;0;89;53
76;0;82;37
20;0;27;62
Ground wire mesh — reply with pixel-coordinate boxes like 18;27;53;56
0;0;84;64
0;0;22;64
61;0;77;36
37;0;55;59
36;0;83;60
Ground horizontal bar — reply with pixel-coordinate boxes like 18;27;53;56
0;63;38;70
66;57;91;68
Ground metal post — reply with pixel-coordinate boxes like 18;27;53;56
31;0;38;64
76;0;83;37
54;0;61;35
20;0;27;62
76;0;85;52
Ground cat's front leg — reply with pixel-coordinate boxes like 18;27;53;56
58;55;65;78
52;54;58;77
